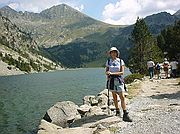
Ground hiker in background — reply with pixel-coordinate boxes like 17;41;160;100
105;47;132;122
147;58;155;80
170;58;178;78
163;58;170;79
155;62;161;79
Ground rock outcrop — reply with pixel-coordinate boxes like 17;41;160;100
43;101;81;128
38;88;133;134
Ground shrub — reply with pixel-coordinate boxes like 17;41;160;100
7;66;12;70
30;59;41;72
124;73;144;84
18;61;31;73
43;63;54;70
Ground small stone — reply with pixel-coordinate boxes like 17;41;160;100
97;124;106;129
77;104;91;115
91;99;98;106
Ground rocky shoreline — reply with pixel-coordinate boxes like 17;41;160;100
37;80;142;134
0;62;65;77
37;78;180;134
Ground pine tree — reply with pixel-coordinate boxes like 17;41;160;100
157;20;180;60
129;17;162;74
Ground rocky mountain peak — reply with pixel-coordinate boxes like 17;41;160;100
174;9;180;18
0;6;18;17
39;4;86;19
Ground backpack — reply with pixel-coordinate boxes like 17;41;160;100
163;63;169;68
156;64;161;70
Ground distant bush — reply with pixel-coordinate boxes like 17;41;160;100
124;73;144;84
2;53;31;73
19;51;30;59
30;59;41;72
7;66;12;70
43;63;54;71
17;61;31;73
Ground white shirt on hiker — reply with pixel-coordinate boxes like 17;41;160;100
170;61;178;70
106;58;125;73
147;61;155;68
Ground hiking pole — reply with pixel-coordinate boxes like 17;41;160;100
106;79;110;115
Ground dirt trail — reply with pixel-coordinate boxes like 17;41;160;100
118;78;180;134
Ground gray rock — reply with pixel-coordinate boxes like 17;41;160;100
91;99;99;106
97;124;106;129
83;95;98;106
97;94;108;107
85;106;105;117
98;129;111;134
82;116;122;128
83;95;96;105
43;101;81;128
38;119;62;134
38;121;94;134
57;127;94;134
77;104;92;115
109;105;116;111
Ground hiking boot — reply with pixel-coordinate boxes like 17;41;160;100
123;113;132;122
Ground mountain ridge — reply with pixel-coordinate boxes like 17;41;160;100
0;4;121;47
174;9;180;18
0;4;179;67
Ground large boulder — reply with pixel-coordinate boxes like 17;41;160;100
43;101;81;128
57;127;94;134
38;120;94;134
82;116;122;128
38;119;62;134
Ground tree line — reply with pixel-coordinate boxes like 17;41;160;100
128;18;180;75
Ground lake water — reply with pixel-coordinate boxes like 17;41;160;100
0;68;130;134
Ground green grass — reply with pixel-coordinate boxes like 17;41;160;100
127;82;142;99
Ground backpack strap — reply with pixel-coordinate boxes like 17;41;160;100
108;58;111;66
108;58;122;66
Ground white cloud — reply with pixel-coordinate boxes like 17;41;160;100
6;0;84;13
102;0;180;25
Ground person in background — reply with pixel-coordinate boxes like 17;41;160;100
163;58;170;79
106;47;132;122
155;62;161;79
147;58;155;80
170;58;178;78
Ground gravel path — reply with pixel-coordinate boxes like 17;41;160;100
118;78;180;134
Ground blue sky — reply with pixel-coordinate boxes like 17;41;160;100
0;0;180;25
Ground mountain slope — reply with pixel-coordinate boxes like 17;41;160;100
174;9;180;18
0;5;179;68
44;11;180;67
0;14;62;73
145;12;178;34
0;4;119;47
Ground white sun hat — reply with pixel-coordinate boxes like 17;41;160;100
109;47;120;57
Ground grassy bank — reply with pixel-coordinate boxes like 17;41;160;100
124;73;144;99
